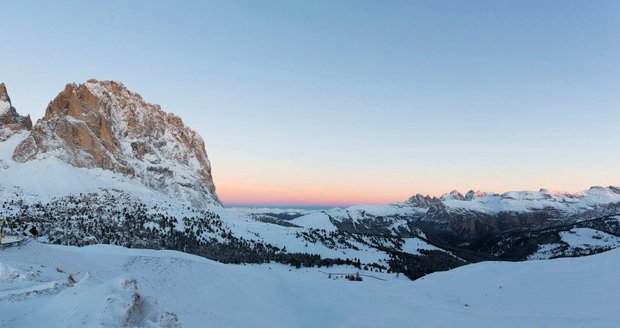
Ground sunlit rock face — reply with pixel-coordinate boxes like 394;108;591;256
13;79;221;207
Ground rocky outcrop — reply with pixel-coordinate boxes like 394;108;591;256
13;79;221;207
0;83;32;141
407;194;440;208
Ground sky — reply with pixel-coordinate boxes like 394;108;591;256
1;1;619;207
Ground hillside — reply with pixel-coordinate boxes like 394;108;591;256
1;242;619;327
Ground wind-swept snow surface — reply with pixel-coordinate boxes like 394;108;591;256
1;242;619;328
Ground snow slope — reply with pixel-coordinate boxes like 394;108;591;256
0;132;176;204
1;242;619;328
212;207;395;264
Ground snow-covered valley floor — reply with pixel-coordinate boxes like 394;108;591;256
1;242;619;328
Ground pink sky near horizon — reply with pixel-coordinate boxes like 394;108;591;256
209;147;619;207
216;183;619;207
213;168;619;207
2;1;619;208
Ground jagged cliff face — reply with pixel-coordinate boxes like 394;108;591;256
13;79;221;207
0;83;32;141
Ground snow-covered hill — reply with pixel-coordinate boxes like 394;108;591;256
1;241;619;327
528;226;620;260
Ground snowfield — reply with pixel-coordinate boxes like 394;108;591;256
1;242;619;328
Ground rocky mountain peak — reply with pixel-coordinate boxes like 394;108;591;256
441;190;465;201
407;193;440;207
13;79;221;207
0;83;10;102
0;82;32;141
464;190;485;200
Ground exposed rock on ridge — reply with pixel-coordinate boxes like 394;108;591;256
13;79;221;207
0;83;32;141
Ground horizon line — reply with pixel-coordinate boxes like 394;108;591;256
220;184;620;209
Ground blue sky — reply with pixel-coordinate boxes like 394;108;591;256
1;1;619;206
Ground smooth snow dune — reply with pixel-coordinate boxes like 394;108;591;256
1;242;619;328
290;211;338;231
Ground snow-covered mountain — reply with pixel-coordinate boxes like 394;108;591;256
283;187;620;244
0;80;459;281
416;187;620;215
2;241;619;327
11;80;220;207
403;187;620;241
1;80;620;284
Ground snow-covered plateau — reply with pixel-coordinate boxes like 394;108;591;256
1;241;619;328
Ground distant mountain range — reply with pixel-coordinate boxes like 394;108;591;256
1;80;619;280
